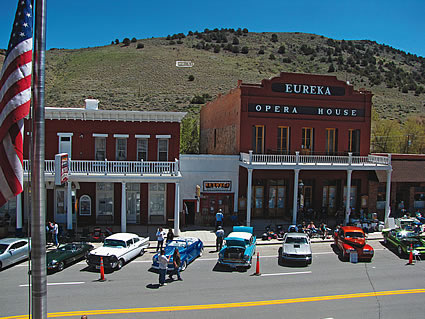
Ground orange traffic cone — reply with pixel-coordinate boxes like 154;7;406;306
408;244;414;265
100;257;105;281
255;252;261;276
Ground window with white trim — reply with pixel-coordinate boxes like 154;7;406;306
137;139;148;161
158;139;168;161
95;137;106;160
116;138;127;160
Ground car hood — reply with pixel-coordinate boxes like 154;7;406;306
89;246;124;257
283;243;311;254
46;250;69;263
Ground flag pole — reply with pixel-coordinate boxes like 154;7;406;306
31;0;47;318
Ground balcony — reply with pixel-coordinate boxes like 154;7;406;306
23;159;181;182
240;151;391;171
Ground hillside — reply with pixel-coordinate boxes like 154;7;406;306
1;30;425;121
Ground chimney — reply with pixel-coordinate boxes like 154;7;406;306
85;98;99;110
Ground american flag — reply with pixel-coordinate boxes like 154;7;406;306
0;0;33;206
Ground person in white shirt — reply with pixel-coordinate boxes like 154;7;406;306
158;249;170;286
156;227;165;252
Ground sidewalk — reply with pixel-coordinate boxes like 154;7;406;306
144;226;384;250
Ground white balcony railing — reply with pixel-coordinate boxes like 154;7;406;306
23;159;180;176
240;151;391;167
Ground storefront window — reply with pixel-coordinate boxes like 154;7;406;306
414;187;425;209
149;183;166;224
96;183;114;224
376;185;386;210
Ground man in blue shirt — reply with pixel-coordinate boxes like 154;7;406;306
215;209;224;231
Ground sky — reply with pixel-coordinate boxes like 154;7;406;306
1;0;424;57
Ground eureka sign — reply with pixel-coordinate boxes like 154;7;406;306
271;83;346;96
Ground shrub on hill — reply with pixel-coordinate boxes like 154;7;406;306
271;34;278;42
122;38;131;46
241;46;249;54
136;43;144;49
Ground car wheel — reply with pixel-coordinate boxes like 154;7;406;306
57;262;64;272
181;260;187;271
116;259;124;270
139;248;145;256
199;247;204;257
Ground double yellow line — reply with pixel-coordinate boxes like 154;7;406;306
3;288;425;318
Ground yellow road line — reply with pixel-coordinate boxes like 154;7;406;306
3;288;425;319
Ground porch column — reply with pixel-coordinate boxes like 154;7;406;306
344;170;352;225
67;181;72;230
385;168;392;225
121;182;126;233
174;182;180;236
16;193;22;231
292;169;300;225
246;168;253;227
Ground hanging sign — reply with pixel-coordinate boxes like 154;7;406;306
55;153;69;185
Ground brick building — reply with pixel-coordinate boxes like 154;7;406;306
200;72;392;226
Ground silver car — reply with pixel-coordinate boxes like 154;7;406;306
278;232;312;266
0;238;30;270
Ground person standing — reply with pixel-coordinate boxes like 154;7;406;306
158;249;170;286
51;221;59;247
215;209;224;231
215;226;225;252
166;228;174;243
156;227;165;252
169;248;182;281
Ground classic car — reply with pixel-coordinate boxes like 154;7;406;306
278;232;312;265
152;237;203;272
47;242;94;272
218;226;256;269
0;238;30;270
382;228;425;257
395;217;419;230
334;226;374;261
87;233;149;270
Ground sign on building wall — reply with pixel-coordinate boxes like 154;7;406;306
203;181;232;192
271;83;346;96
55;153;69;185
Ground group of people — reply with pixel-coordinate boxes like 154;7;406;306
155;227;182;286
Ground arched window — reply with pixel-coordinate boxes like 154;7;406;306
79;195;91;216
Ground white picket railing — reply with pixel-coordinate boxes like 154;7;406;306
240;151;390;166
23;159;180;176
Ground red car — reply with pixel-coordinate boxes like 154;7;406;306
334;226;374;261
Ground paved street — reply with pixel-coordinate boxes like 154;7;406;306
1;239;425;319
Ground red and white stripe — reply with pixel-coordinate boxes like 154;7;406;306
0;38;32;206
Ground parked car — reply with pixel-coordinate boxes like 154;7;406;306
152;237;203;272
382;228;425;257
218;226;256;269
395;217;418;230
278;232;312;265
0;238;30;270
333;226;374;261
87;233;149;270
47;242;94;272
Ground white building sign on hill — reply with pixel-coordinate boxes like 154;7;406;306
176;61;194;67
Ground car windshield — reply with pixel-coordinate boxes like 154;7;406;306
402;239;423;248
58;244;78;251
345;232;364;239
104;239;126;248
168;241;186;248
225;239;246;247
285;237;308;244
0;244;8;254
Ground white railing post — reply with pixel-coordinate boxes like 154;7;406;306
104;158;107;175
249;150;253;165
295;151;300;165
348;152;352;167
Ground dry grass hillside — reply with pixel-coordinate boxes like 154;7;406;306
1;30;424;121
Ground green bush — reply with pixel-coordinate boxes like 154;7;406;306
241;46;249;54
122;38;131;46
188;75;195;81
136;43;144;49
271;34;278;42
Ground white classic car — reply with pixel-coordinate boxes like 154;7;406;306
86;233;149;270
0;238;30;270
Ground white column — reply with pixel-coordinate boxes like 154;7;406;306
292;169;300;225
67;181;73;230
385;169;392;225
174;182;180;236
121;182;127;233
16;193;22;230
345;170;352;225
246;168;253;227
